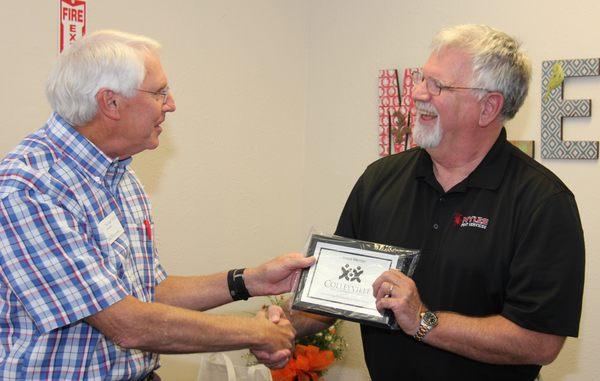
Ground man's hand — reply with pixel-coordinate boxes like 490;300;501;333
244;253;315;297
251;305;294;368
373;269;423;336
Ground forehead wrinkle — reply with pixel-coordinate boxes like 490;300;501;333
424;47;474;86
141;54;168;90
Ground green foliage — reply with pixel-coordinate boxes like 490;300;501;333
544;62;565;102
296;319;347;360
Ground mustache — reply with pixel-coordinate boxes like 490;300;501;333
415;101;438;115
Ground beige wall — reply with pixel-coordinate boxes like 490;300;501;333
1;1;598;380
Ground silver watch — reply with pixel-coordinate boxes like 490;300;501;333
413;311;438;341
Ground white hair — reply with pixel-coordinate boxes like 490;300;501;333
45;30;161;126
431;24;531;120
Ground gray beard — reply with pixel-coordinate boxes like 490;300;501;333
412;117;443;148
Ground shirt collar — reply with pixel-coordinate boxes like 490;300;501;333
464;127;510;190
45;112;132;185
415;128;510;191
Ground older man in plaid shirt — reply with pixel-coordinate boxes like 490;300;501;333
0;30;310;380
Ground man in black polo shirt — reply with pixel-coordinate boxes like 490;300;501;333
254;24;585;380
337;24;585;380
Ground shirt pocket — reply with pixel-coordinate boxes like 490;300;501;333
122;221;155;301
90;221;129;276
108;235;130;276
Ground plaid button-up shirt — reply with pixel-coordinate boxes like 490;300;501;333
0;113;167;380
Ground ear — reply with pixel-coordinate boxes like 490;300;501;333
96;88;121;121
478;92;504;127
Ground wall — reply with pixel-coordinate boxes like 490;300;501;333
1;1;598;380
303;1;600;380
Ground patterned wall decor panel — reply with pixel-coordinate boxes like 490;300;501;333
541;59;599;159
377;68;421;157
377;70;401;157
397;68;420;154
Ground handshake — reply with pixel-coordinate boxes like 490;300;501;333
227;252;330;369
244;253;428;371
250;304;297;369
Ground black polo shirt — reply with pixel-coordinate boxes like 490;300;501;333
335;128;585;381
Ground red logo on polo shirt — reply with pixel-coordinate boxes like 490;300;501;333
453;212;489;230
453;213;463;226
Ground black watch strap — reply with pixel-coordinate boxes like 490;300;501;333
227;268;251;301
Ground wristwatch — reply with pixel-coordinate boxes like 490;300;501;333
413;311;438;341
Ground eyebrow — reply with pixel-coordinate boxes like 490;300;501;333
149;84;168;93
423;75;447;86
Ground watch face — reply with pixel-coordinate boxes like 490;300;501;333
423;311;438;326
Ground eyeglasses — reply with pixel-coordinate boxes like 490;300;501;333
411;71;490;96
137;86;171;105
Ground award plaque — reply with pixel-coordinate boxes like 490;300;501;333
292;234;420;329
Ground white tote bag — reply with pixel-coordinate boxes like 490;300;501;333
196;352;272;381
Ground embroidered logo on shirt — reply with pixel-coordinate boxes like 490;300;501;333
453;212;489;230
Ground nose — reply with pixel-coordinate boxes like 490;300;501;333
412;78;430;102
163;92;176;112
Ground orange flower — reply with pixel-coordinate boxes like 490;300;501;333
271;345;335;381
271;360;298;381
297;345;335;371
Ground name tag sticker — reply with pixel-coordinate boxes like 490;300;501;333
98;211;125;244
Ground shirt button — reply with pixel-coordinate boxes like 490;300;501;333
433;223;439;230
439;197;445;203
